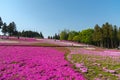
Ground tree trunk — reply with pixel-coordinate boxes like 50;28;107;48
107;38;110;48
100;41;103;48
119;41;120;46
97;42;100;47
111;39;113;48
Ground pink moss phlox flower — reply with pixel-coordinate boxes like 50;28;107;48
80;67;88;73
0;45;85;80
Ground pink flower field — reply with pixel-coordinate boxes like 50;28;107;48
0;45;85;80
1;38;120;80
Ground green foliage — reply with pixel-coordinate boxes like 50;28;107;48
102;23;109;38
92;22;120;48
2;23;8;36
79;29;94;44
20;30;44;38
1;16;120;48
117;28;120;42
60;29;69;40
100;23;119;48
52;33;60;40
68;31;78;41
72;35;81;42
52;22;120;48
0;17;44;38
39;32;44;38
1;21;18;37
0;17;3;28
93;24;103;42
8;22;17;36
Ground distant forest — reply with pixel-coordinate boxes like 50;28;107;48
0;17;44;38
1;17;120;48
49;23;120;48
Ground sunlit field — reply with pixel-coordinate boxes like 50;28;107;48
0;37;120;80
0;0;120;79
0;37;85;80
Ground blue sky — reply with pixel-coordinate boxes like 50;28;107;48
0;0;120;37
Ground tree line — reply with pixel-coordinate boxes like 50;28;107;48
0;17;44;38
48;33;60;40
52;22;120;48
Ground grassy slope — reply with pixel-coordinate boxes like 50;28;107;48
71;54;120;80
31;42;120;80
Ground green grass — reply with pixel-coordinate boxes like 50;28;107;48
31;43;59;47
70;54;120;80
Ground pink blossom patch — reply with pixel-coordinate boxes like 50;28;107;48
0;46;85;80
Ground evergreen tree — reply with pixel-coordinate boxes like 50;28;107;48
102;23;109;48
93;24;103;47
8;22;17;36
50;36;53;39
48;36;50;39
2;23;8;36
0;17;3;28
108;24;114;48
40;32;44;38
117;27;120;46
53;33;60;40
113;25;118;48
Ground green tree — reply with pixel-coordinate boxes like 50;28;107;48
68;31;78;41
60;29;69;40
72;35;81;42
50;36;53;39
0;17;3;28
117;27;120;46
53;33;60;40
101;22;117;48
108;24;114;48
48;36;50;39
8;22;17;36
21;30;43;38
102;23;109;48
40;32;44;38
80;29;94;44
2;23;8;36
93;24;103;47
113;25;118;48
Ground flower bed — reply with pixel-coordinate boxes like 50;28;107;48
0;46;85;80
